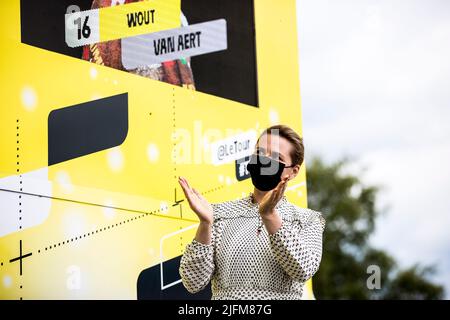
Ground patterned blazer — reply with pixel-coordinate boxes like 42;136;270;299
179;193;326;300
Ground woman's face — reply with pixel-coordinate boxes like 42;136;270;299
255;133;299;181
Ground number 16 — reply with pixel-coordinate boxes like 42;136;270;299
74;16;91;40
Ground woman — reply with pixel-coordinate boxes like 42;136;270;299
178;124;325;300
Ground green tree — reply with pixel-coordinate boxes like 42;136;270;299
384;266;445;300
306;156;444;299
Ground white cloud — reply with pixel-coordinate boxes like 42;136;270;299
297;0;450;297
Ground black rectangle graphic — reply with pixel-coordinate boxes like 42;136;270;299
48;93;129;166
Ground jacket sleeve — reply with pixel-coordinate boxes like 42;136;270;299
179;239;214;293
179;205;220;294
268;210;325;282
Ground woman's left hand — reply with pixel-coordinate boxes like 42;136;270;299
259;175;289;217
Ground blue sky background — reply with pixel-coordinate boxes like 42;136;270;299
297;0;450;298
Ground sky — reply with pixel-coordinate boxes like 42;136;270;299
296;0;450;298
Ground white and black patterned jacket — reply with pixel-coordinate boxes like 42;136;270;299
179;193;325;300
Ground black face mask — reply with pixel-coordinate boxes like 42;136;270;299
246;153;286;191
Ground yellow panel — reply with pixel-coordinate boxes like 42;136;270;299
0;0;314;299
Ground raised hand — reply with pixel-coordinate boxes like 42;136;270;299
259;175;289;217
178;176;213;225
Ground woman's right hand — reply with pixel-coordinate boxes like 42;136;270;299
178;176;213;225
